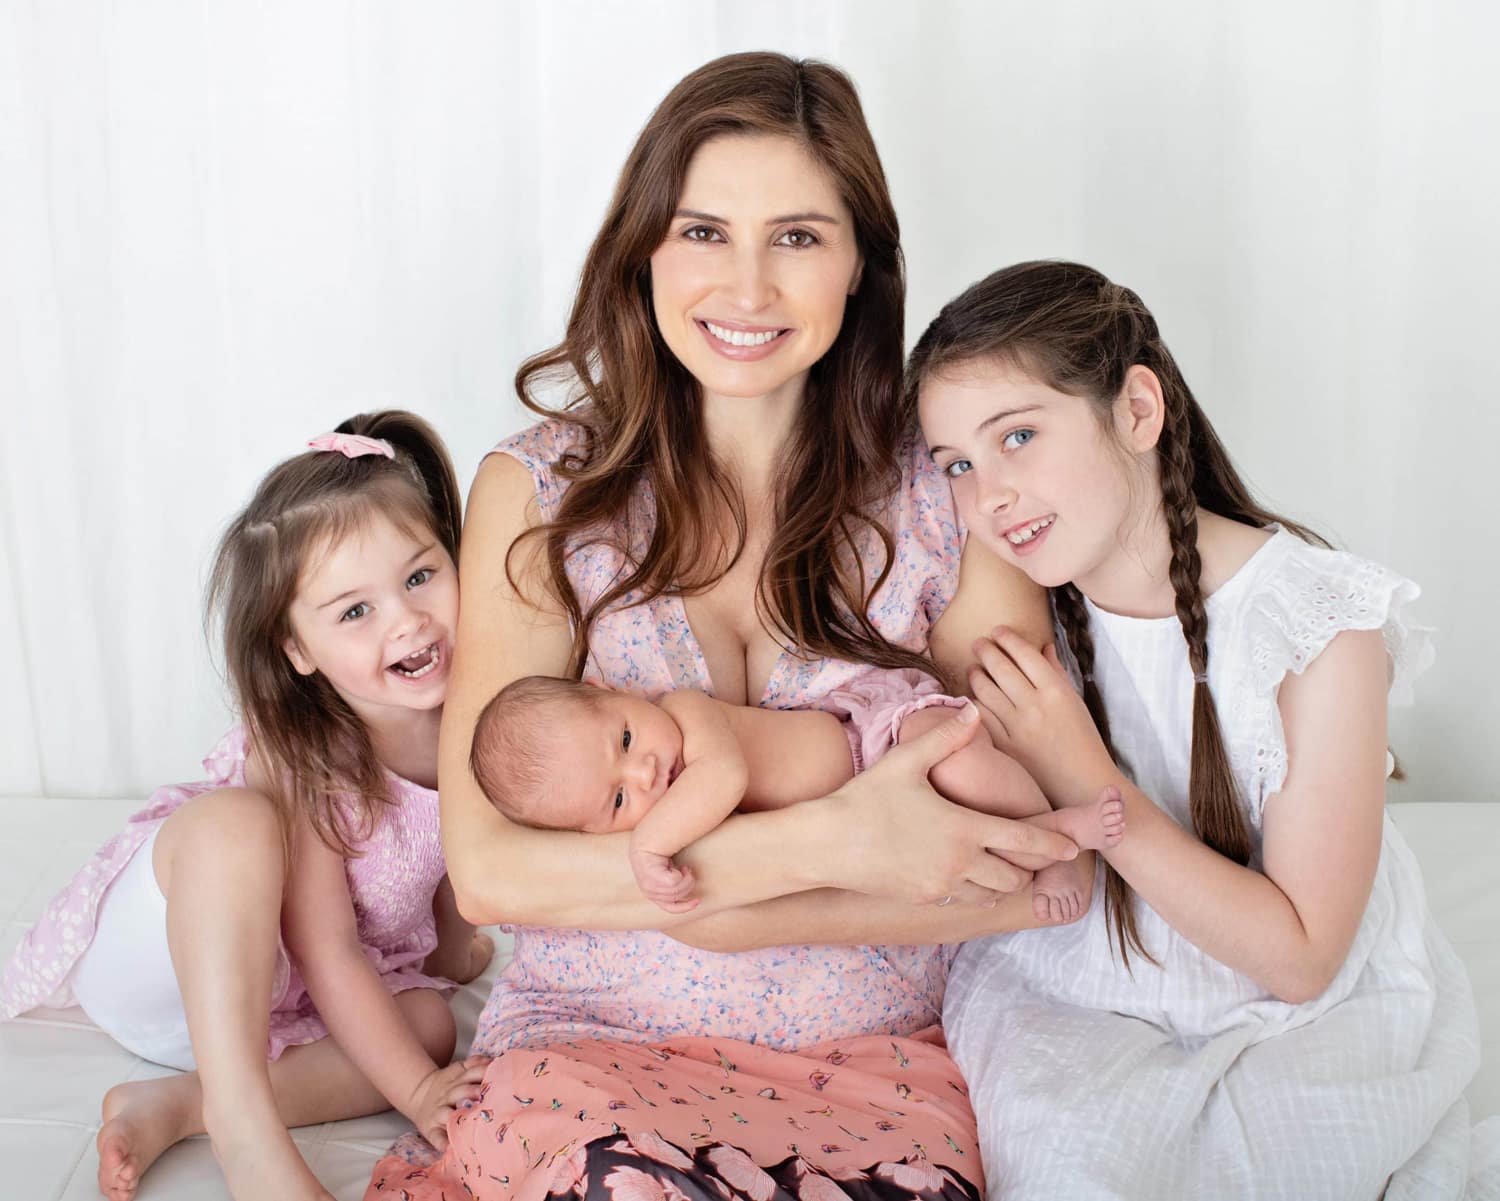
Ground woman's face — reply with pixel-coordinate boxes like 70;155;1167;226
649;133;864;404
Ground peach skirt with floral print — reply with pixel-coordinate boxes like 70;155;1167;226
365;1028;981;1201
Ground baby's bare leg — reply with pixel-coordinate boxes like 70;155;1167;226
897;707;1124;922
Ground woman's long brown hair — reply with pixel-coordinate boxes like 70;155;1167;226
511;51;933;681
206;410;462;856
906;260;1326;966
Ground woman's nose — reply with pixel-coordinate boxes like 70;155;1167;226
726;247;776;312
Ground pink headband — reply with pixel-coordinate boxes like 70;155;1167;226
307;432;395;460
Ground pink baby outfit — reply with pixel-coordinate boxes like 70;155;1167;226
366;418;980;1201
827;668;968;773
0;727;453;1061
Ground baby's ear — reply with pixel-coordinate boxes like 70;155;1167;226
283;636;316;676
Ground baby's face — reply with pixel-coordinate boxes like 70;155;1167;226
552;691;685;833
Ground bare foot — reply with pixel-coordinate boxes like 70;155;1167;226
97;1076;202;1200
1045;786;1126;851
1034;858;1094;923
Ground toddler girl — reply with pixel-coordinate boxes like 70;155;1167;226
1;412;493;1201
913;261;1489;1198
469;669;1124;918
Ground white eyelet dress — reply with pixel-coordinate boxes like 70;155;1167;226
943;529;1497;1200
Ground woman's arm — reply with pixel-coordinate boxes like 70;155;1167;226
442;455;1077;930
971;625;1390;1003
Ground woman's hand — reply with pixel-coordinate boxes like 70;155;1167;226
969;627;1115;807
403;1055;491;1151
827;704;1079;906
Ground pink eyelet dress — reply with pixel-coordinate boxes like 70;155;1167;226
365;417;983;1201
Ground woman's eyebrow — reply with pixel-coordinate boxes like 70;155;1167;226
673;208;842;226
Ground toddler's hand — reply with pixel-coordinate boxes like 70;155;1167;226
404;1055;491;1151
451;930;496;986
629;845;699;914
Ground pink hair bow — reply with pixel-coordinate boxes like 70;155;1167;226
307;432;395;460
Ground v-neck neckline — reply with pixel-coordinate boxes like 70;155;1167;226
663;591;796;708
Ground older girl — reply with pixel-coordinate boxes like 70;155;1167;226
916;261;1489;1199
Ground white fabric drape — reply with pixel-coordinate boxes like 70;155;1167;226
2;0;1497;799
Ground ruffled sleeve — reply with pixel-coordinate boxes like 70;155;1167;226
1228;537;1435;813
488;418;589;523
867;429;964;652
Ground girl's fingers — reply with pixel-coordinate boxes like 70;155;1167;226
971;636;1033;701
991;626;1058;687
968;666;1014;721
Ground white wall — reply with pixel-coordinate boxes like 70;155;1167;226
2;0;1496;801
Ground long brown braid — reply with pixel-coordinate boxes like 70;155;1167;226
906;261;1325;965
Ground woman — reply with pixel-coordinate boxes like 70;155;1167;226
366;52;1079;1201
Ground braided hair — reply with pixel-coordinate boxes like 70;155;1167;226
906;262;1324;965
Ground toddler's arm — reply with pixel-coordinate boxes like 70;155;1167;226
627;691;749;911
281;818;485;1148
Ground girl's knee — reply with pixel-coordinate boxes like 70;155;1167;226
156;787;283;894
398;989;458;1064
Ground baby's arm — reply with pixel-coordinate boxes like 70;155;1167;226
627;691;751;910
281;819;485;1148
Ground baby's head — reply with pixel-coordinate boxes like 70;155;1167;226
471;676;685;834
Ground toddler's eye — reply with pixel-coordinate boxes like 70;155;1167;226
340;603;370;622
614;791;624;811
1002;429;1035;450
407;567;434;588
622;728;632;751
943;459;972;479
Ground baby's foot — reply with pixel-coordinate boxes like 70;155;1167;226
1032;859;1090;924
97;1076;201;1200
1048;786;1125;851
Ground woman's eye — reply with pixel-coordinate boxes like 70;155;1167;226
1002;429;1035;451
622;729;632;751
406;567;434;589
613;791;624;811
683;224;722;243
943;459;973;479
777;228;819;248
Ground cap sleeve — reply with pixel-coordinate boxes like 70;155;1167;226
488;418;588;523
867;430;963;652
1231;541;1434;809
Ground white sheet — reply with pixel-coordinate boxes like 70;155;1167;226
1;798;1495;1201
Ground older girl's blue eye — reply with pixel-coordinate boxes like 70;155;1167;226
943;459;973;479
340;603;369;622
1002;429;1035;450
407;568;434;589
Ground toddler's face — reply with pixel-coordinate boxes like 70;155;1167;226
552;691;686;834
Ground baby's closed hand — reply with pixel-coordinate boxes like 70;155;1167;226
629;844;699;914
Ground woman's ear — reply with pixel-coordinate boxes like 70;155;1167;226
284;636;316;676
1115;364;1166;453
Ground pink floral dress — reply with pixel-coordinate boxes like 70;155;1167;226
366;419;982;1201
0;727;454;1058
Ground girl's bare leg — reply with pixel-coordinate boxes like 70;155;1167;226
95;788;456;1201
898;707;1124;922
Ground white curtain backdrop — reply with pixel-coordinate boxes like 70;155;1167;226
2;0;1497;802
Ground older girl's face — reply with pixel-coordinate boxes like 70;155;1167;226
649;133;864;404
